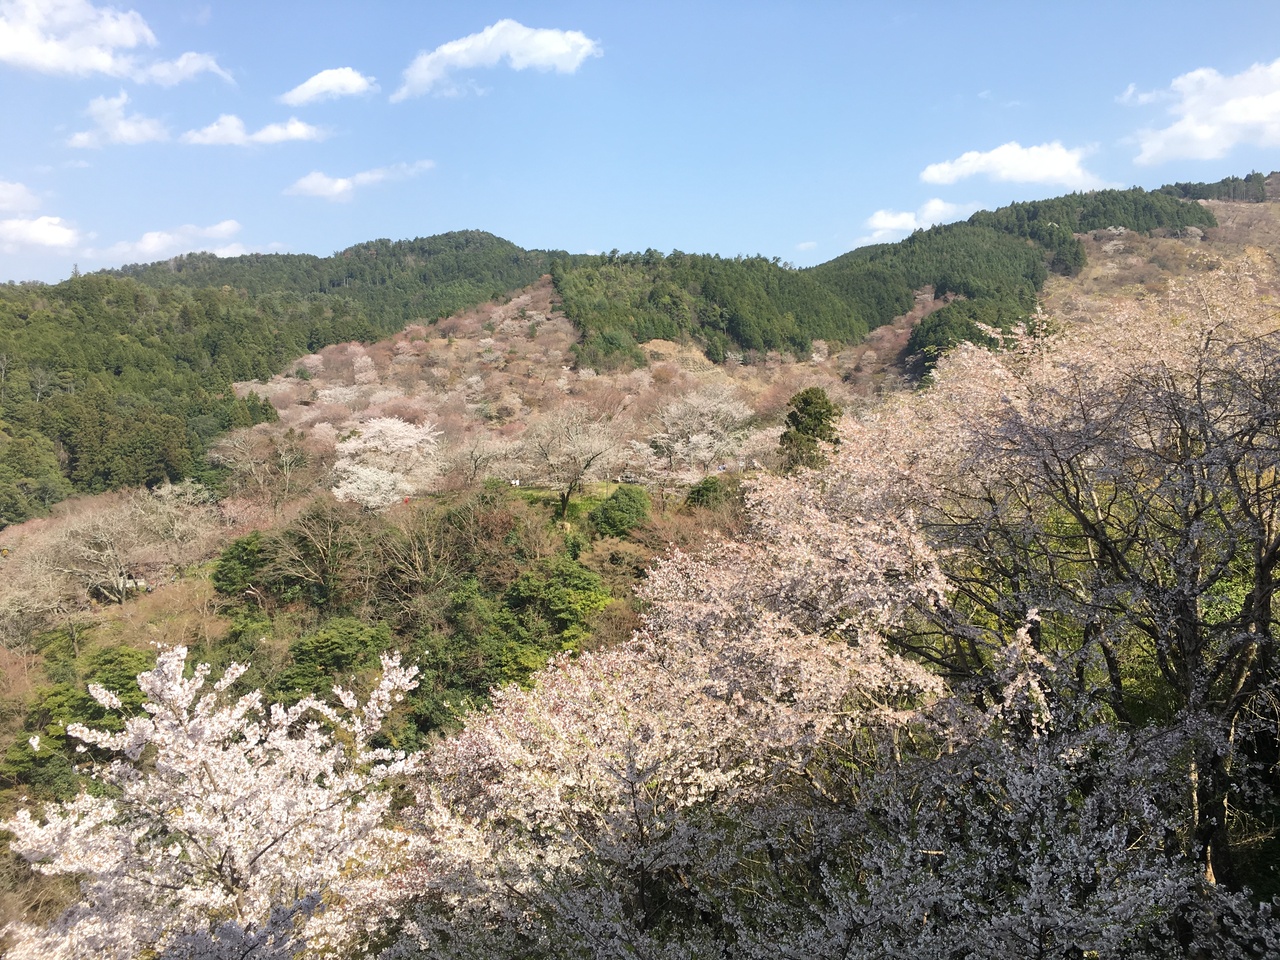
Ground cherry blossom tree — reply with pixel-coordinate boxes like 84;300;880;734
518;404;622;517
396;501;943;958
331;416;442;510
756;263;1280;891
645;384;753;482
2;647;419;960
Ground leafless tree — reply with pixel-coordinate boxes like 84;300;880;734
518;403;622;517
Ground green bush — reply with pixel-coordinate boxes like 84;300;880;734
685;475;729;510
589;485;651;538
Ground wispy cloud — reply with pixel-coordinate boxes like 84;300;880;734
0;0;229;84
182;115;325;146
795;240;817;252
1130;58;1280;165
921;141;1105;190
85;219;258;262
285;160;434;202
977;89;1022;108
0;215;79;252
67;91;168;148
280;67;378;106
392;19;601;101
0;179;40;214
855;198;979;246
1116;83;1166;107
140;50;228;86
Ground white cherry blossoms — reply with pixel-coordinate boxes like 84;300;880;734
3;646;420;960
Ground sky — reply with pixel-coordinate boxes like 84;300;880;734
3;0;1280;283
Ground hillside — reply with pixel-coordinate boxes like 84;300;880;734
5;199;1280;956
109;230;578;330
0;180;1234;528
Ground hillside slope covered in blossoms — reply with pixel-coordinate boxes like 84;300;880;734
5;226;1280;956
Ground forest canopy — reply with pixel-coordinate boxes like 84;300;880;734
0;185;1220;524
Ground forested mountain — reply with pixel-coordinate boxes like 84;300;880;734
0;185;1228;525
553;186;1217;367
110;230;578;331
0;234;576;526
1157;169;1277;202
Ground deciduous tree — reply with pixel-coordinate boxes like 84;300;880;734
2;647;419;960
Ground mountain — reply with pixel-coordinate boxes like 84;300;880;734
110;229;578;333
0;183;1246;524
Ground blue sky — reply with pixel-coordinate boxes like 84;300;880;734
3;0;1280;283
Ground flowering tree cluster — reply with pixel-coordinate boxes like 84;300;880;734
2;647;419;960
330;416;442;510
643;384;753;482
388;264;1280;956
399;534;943;959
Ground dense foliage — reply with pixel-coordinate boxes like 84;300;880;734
555;186;1216;367
551;250;858;364
197;487;623;745
0;276;295;524
112;230;576;330
1157;170;1274;203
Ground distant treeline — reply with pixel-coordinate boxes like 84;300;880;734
111;230;577;332
551;186;1217;366
1156;170;1275;203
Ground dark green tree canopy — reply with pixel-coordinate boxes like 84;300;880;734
779;387;842;471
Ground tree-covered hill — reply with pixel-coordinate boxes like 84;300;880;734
109;230;580;336
0;276;316;525
0;233;593;526
552;186;1217;367
549;250;861;366
0;185;1226;524
1156;169;1277;203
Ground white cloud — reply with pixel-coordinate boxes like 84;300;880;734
280;67;378;105
181;115;325;146
918;197;970;223
392;18;601;101
85;219;249;261
1131;58;1280;165
0;0;229;83
285;160;434;202
0;180;40;213
921;141;1105;190
867;210;919;233
0;215;79;252
67;91;168;148
855;198;979;246
140;50;229;86
795;240;817;252
1117;82;1165;107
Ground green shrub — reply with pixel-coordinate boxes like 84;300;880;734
589;485;651;538
685;475;729;510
